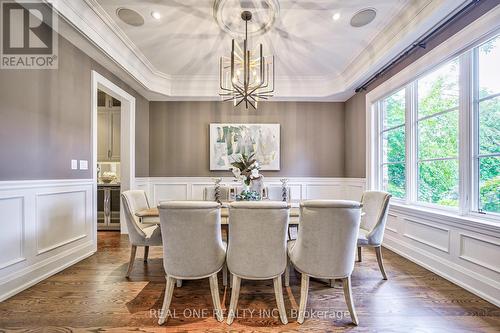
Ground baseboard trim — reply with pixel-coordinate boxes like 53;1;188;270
0;242;96;302
383;235;500;307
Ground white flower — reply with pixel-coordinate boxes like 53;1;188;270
231;167;241;179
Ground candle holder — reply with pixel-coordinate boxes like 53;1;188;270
280;178;289;202
213;177;222;204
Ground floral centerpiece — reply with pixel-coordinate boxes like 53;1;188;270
230;153;262;201
230;153;259;186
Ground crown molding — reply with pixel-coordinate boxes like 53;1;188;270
341;0;471;92
50;0;471;101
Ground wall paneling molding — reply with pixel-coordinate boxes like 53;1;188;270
0;179;96;301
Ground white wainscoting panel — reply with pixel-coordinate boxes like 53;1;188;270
135;177;367;206
36;190;88;255
383;204;500;307
0;197;25;270
459;233;500;274
153;184;189;203
403;218;450;253
0;179;96;301
305;184;344;200
385;213;398;234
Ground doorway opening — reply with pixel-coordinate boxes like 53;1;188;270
92;71;135;238
97;90;121;231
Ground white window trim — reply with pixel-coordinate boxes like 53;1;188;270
366;6;500;226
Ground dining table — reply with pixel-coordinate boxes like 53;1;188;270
135;205;301;225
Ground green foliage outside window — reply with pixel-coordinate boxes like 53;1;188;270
381;48;499;212
417;60;459;207
478;37;500;213
478;95;499;213
382;90;405;199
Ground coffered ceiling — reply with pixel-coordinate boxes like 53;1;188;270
52;0;470;100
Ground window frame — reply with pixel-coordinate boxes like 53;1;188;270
367;25;500;222
378;88;408;201
415;58;461;210
471;39;500;218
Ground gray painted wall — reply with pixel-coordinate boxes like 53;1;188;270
0;35;149;180
2;0;494;181
149;101;345;177
344;0;497;178
344;92;366;178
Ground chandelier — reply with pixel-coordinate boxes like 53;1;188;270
219;11;275;109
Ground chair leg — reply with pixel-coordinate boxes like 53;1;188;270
144;246;149;263
226;275;241;325
342;276;359;325
297;273;309;324
273;275;288;324
125;245;137;278
158;276;176;325
375;246;388;280
284;256;290;287
357;246;362;262
209;273;224;322
176;279;182;288
330;279;335;288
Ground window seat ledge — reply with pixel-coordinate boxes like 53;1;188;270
389;202;500;235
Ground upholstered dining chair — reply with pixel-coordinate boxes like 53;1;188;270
203;186;231;202
157;201;226;325
357;191;392;280
287;200;362;325
266;186;294;239
121;190;162;278
226;201;290;325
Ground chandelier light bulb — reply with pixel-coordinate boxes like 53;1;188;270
151;11;161;20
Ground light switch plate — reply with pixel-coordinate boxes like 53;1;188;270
79;160;88;170
71;160;78;170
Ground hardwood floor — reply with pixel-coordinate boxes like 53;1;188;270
0;231;498;332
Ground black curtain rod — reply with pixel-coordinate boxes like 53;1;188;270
354;0;482;93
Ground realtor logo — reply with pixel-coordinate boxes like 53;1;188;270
1;0;58;69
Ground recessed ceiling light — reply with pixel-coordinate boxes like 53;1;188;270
116;8;144;26
350;8;377;27
332;13;341;21
151;11;161;20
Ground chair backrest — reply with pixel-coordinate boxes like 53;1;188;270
121;190;150;244
227;201;289;279
203;186;231;202
158;201;225;279
360;191;392;245
289;200;362;279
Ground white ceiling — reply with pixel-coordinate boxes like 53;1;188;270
95;0;408;78
53;0;470;100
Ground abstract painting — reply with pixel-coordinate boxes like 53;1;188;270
210;123;280;170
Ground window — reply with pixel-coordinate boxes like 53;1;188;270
475;36;500;214
417;59;460;207
372;32;500;218
380;89;406;199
